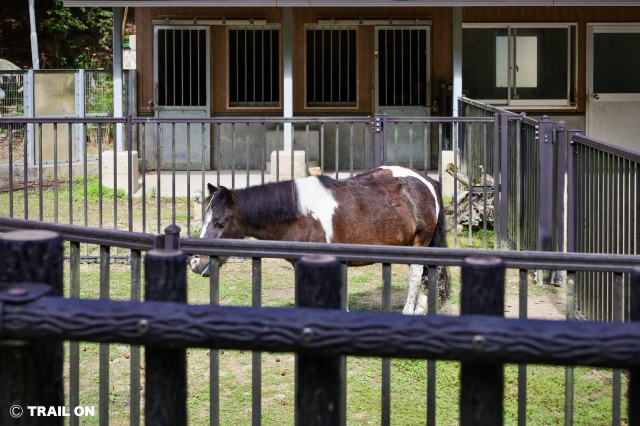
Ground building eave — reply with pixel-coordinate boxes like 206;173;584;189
62;0;640;7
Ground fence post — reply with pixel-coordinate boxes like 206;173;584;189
628;267;640;426
0;230;64;425
459;256;505;426
373;113;383;167
295;255;344;426
498;113;510;249
538;116;555;254
144;226;187;425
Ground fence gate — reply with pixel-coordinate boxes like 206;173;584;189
154;26;211;170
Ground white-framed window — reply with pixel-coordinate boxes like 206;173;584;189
228;26;280;107
305;26;357;107
462;23;577;108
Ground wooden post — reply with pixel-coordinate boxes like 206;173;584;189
459;256;505;426
0;230;64;425
628;267;640;426
144;226;187;426
295;255;344;426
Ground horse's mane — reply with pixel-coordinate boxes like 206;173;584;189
234;180;301;228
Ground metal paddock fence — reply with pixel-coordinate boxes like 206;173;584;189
0;114;497;245
459;97;564;256
567;133;640;322
1;217;639;425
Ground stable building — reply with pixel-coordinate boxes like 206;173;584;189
64;1;640;171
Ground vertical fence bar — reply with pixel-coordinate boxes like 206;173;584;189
156;122;162;233
565;271;576;426
628;267;640;425
99;244;111;425
209;256;221;426
54;123;59;223
517;268;528;426
612;272;623;426
335;123;340;178
38;124;43;221
381;263;392;426
252;257;262;426
67;123;73;225
0;230;64;426
492;114;499;250
145;228;187;425
69;241;81;426
459;257;505;426
130;249;142;426
426;264;438;426
247;123;252;189
498;113;510;249
295;255;344;426
126;115;134;232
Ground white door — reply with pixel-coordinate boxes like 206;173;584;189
375;27;430;166
587;24;640;152
154;26;211;169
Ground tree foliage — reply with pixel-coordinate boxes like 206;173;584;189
39;0;113;68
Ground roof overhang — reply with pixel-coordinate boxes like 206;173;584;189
63;0;640;7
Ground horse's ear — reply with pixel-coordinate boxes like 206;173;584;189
218;186;237;208
207;183;219;196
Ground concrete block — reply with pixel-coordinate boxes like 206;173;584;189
441;150;455;199
102;150;140;194
266;130;320;162
270;150;306;181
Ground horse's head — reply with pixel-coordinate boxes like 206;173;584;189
189;183;245;276
200;183;245;240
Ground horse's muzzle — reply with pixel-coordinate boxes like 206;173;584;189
188;255;211;277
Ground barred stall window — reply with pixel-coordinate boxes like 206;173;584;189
306;27;357;107
229;26;280;107
157;28;208;107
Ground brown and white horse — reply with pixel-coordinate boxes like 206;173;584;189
189;165;449;314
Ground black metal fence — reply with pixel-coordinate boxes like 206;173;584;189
0;114;497;246
1;217;639;425
459;98;563;255
567;133;640;322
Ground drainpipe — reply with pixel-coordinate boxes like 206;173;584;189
283;7;293;151
113;7;124;151
452;7;462;117
28;0;40;70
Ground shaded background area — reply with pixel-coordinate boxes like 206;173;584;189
0;0;133;69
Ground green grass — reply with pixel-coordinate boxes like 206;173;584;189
3;177;629;425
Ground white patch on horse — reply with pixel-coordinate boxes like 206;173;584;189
380;166;439;219
200;210;212;238
294;177;339;243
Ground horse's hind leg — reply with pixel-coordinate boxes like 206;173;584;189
403;264;427;315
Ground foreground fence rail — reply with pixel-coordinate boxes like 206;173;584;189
1;218;640;425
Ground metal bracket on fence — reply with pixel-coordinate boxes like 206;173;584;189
0;281;52;346
0;282;52;304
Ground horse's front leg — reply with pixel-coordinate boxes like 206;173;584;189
403;264;427;315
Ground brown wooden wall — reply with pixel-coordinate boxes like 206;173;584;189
135;6;640;117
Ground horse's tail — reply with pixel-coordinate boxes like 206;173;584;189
429;179;448;250
428;179;450;302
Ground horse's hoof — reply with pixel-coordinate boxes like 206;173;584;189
418;294;428;312
402;305;415;315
